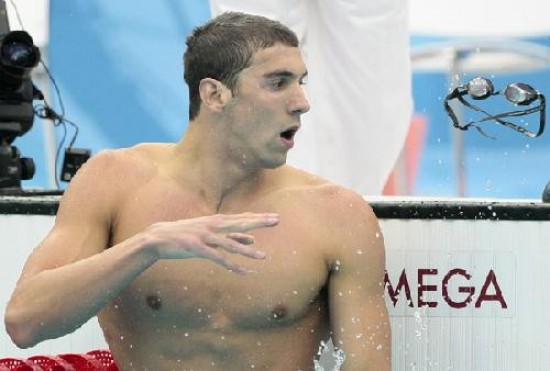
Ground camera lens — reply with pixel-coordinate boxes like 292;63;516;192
1;41;35;67
0;31;40;73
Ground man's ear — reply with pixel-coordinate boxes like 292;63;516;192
198;78;232;112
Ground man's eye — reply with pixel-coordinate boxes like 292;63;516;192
299;76;308;86
270;79;287;89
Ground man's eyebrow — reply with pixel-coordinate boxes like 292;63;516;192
263;70;308;80
263;70;295;79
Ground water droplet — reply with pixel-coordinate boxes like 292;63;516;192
333;348;346;368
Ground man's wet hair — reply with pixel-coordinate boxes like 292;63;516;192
183;12;299;120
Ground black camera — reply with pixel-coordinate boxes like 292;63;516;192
0;29;42;190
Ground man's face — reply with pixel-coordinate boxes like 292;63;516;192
223;43;310;169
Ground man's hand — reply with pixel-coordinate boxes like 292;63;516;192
143;212;279;273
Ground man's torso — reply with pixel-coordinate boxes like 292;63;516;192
96;144;339;370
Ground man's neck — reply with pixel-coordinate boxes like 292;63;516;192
172;127;269;212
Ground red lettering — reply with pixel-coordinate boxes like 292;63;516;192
384;269;413;307
475;269;508;308
385;268;508;310
418;269;438;308
442;268;474;308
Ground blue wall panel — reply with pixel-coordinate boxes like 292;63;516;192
23;0;209;188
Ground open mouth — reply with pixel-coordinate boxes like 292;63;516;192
280;127;299;141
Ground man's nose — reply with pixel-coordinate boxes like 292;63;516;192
288;85;310;115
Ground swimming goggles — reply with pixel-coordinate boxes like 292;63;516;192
444;76;546;138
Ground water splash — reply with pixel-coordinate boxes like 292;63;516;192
413;308;428;339
333;349;346;369
314;344;346;371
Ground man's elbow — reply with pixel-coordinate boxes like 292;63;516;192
4;306;41;349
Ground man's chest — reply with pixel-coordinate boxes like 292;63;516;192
109;188;331;329
120;246;329;328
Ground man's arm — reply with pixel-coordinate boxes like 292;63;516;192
4;150;277;348
327;192;391;371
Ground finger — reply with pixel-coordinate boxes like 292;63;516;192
226;233;255;245
218;238;266;259
205;235;266;259
216;213;279;233
199;249;250;275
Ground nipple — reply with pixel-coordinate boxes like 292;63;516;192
146;294;162;310
271;304;288;320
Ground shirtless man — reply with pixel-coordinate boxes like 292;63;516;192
5;12;390;370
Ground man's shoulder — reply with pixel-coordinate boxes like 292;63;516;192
279;165;333;189
95;142;169;162
61;143;171;199
280;169;380;261
280;166;374;216
78;143;170;179
57;143;173;218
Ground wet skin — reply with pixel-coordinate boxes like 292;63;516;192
100;149;334;369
